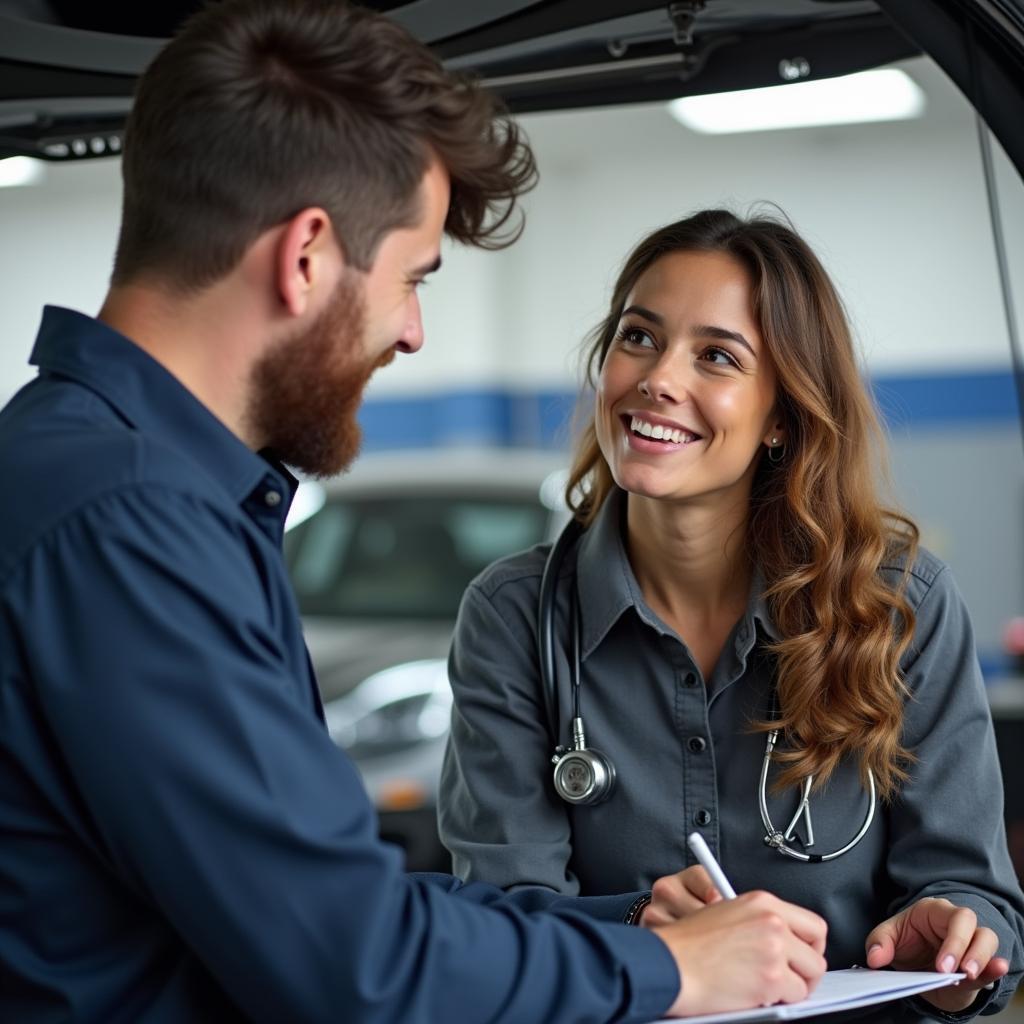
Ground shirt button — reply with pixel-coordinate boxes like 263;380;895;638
264;490;282;508
693;808;712;827
683;672;698;687
688;736;707;753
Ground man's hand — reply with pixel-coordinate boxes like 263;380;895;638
640;865;722;926
865;897;1009;1013
653;890;828;1018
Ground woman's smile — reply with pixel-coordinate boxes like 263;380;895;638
621;412;703;452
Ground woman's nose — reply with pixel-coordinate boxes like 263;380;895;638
638;351;688;403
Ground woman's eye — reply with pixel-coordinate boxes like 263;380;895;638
617;326;656;348
701;346;738;367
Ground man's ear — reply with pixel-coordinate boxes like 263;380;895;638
276;207;343;318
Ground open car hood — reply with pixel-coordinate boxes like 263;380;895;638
1;1;1022;178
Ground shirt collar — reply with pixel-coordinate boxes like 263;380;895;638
747;566;781;644
30;305;293;509
576;490;657;659
575;488;782;657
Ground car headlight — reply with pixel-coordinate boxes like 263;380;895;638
323;658;451;760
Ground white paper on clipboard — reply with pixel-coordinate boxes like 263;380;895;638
652;968;965;1024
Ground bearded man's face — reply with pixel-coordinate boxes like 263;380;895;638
247;272;393;478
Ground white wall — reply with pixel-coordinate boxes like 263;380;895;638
0;159;121;401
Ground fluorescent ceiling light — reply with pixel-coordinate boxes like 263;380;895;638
0;156;45;188
668;69;926;134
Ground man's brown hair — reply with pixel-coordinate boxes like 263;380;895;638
112;0;536;290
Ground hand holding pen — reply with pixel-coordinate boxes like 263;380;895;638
648;834;828;1017
640;832;736;927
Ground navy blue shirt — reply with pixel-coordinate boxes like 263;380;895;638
0;307;678;1023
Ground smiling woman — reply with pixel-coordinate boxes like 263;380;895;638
439;208;1024;1018
571;210;920;799
594;248;780;523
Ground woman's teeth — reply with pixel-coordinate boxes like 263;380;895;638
629;416;696;444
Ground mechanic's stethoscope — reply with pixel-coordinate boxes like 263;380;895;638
538;518;876;862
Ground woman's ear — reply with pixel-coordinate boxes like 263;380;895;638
275;207;343;317
763;419;786;450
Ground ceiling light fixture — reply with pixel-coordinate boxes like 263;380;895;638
0;156;45;188
668;68;926;134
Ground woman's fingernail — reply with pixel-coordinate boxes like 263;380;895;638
868;944;882;957
965;960;979;978
941;955;956;973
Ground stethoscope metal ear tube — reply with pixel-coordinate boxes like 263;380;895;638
758;728;876;862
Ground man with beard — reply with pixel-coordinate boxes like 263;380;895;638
0;2;829;1022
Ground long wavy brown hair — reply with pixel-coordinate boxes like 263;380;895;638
567;209;919;800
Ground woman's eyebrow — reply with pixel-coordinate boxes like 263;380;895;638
620;304;663;326
622;305;757;359
694;323;756;358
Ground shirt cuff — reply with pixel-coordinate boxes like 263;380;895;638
599;921;681;1024
905;977;1001;1022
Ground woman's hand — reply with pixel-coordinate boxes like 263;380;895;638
864;897;1009;1012
640;865;723;927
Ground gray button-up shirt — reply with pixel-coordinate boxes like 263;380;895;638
440;491;1024;1016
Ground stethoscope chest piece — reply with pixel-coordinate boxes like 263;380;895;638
539;520;620;807
552;744;616;805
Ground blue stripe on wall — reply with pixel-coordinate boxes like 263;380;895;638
359;389;578;451
979;653;1012;680
360;370;1022;452
870;371;1022;428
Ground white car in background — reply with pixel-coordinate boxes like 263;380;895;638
284;449;569;870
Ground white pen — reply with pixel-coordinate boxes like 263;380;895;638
686;831;738;900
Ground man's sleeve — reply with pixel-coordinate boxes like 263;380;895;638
20;485;679;1024
885;562;1024;1018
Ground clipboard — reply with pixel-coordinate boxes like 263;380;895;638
653;968;965;1023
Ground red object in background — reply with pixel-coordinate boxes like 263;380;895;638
1005;617;1024;654
1003;617;1024;675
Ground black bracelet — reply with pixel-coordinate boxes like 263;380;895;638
623;892;653;926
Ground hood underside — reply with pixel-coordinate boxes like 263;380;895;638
1;1;1022;180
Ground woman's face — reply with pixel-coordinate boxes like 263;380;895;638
595;249;782;509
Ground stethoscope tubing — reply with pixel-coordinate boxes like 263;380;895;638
538;518;585;744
